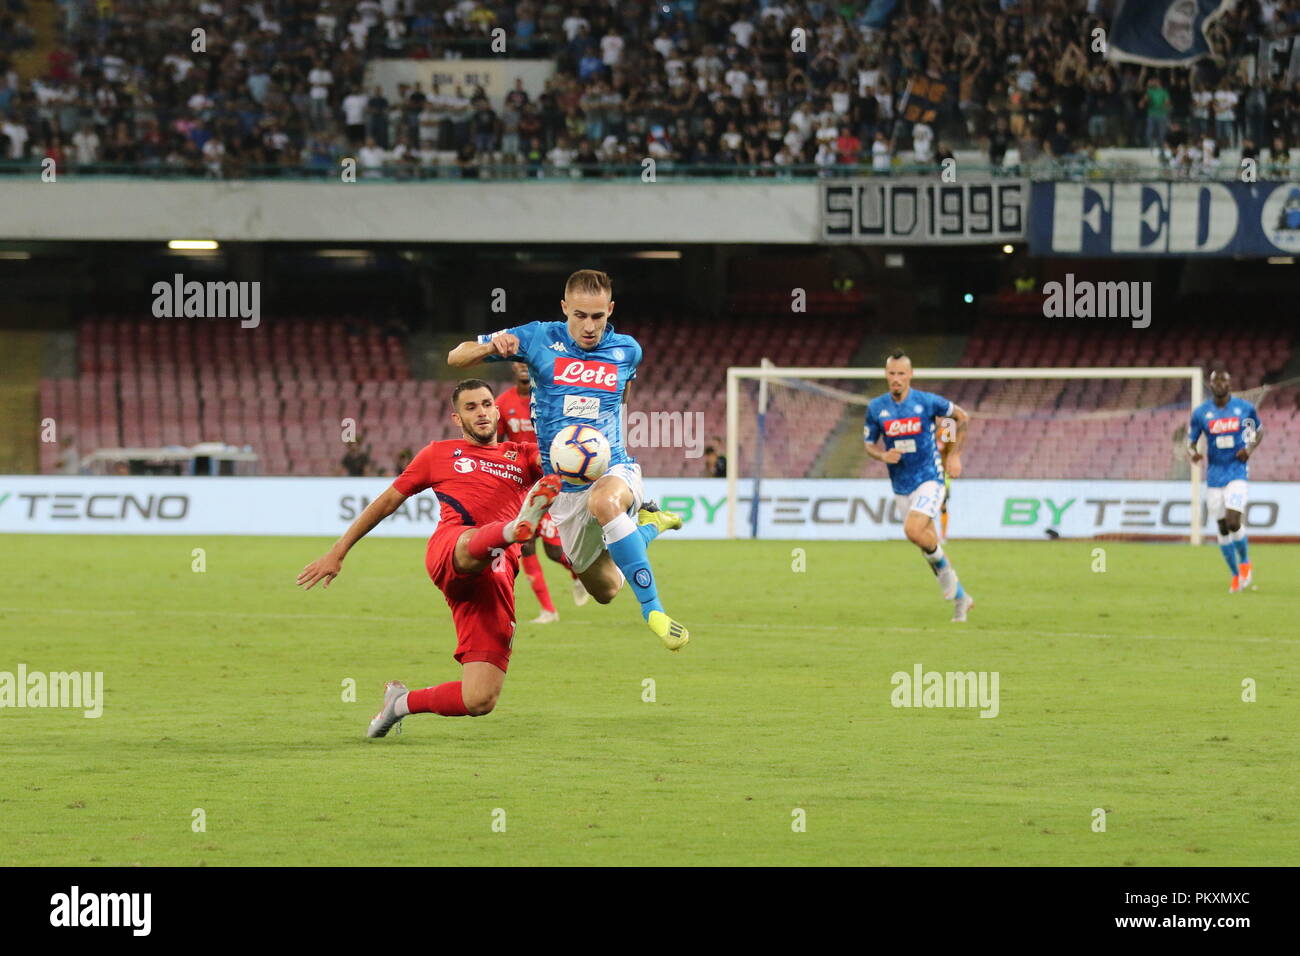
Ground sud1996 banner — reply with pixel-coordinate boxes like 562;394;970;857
821;179;1028;244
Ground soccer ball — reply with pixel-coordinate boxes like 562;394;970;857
549;424;611;485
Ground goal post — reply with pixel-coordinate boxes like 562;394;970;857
725;365;1205;544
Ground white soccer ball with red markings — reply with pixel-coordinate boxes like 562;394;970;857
549;424;611;485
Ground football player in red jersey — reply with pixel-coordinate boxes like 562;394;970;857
297;379;562;737
497;361;590;620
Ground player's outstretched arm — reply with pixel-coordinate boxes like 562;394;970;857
297;486;409;590
448;333;520;368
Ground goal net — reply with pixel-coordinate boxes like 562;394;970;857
724;364;1215;543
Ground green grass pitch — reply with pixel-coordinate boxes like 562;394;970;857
1;533;1297;866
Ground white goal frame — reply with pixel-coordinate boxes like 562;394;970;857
725;365;1205;544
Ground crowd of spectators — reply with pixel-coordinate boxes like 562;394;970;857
1;0;1300;178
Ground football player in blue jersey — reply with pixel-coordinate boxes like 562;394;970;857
864;350;974;621
447;269;689;651
1187;365;1263;593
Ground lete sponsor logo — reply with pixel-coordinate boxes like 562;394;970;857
885;417;922;437
554;357;618;391
1208;417;1240;434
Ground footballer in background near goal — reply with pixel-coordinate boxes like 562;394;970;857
448;269;689;652
864;351;974;622
1187;364;1264;594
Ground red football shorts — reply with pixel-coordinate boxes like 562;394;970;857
424;524;519;673
539;512;561;548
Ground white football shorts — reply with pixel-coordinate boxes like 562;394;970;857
1206;479;1248;520
895;479;944;521
547;462;645;573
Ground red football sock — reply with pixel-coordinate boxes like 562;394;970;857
521;553;556;612
406;682;469;717
467;521;510;560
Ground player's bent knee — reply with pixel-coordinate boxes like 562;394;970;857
464;692;498;716
587;494;624;524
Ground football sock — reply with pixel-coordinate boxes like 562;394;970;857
521;552;556;613
1232;528;1249;564
638;523;660;546
1217;531;1239;575
922;543;949;570
467;521;510;560
405;682;469;717
602;513;664;619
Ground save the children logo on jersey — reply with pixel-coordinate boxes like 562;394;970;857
554;357;618;391
885;417;923;437
453;457;478;473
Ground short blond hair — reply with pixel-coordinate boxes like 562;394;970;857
564;269;613;301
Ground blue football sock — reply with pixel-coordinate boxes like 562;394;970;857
954;582;966;600
638;522;659;546
1218;541;1239;575
1234;530;1249;564
603;514;664;619
923;544;948;571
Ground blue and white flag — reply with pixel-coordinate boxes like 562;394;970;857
1106;0;1236;67
861;0;898;30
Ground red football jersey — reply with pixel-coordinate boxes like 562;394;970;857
496;386;537;444
392;438;543;529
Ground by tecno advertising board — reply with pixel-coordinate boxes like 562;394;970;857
1;477;1296;540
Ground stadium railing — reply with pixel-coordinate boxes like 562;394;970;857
2;159;1292;182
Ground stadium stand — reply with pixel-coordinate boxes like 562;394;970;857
3;1;1299;178
37;308;1300;481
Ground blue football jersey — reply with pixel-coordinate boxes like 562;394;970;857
477;320;642;487
1188;397;1258;487
864;388;954;495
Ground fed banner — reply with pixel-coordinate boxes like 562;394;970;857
1030;181;1300;257
822;179;1028;244
2;477;1298;540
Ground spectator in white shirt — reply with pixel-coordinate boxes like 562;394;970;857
342;88;369;143
1213;81;1239;147
601;29;624;67
911;122;934;163
872;130;893;172
308;62;333;121
72;124;100;163
563;9;590;42
730;17;756;48
725;66;749;99
548;136;576;167
2;116;31;159
358;136;387;177
202;137;225;178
